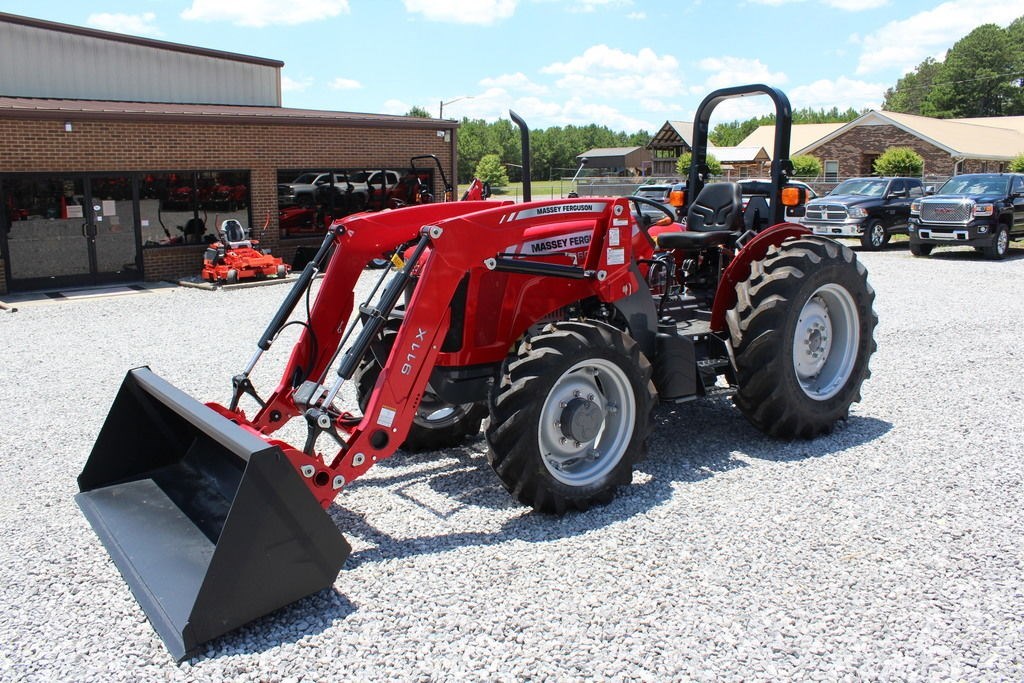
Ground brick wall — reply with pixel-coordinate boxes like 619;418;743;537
1;117;454;283
809;124;954;178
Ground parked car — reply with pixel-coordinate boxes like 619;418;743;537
278;172;350;207
737;178;817;224
908;173;1024;259
631;181;685;222
802;177;924;250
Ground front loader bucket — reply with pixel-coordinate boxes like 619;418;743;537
76;367;351;661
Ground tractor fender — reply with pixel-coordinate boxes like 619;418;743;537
709;222;810;332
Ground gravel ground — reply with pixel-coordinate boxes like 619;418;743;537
1;243;1023;681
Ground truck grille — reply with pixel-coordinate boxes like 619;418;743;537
805;204;848;222
920;200;972;223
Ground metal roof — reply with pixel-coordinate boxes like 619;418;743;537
0;97;458;129
738;123;845;160
647;121;696;150
0;11;282;67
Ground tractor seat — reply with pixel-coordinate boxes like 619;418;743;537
654;182;743;250
220;219;251;248
743;195;772;232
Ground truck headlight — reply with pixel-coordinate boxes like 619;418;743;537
973;203;994;217
910;200;921;214
848;207;867;218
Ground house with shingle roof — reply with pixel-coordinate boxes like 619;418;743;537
740;112;1024;180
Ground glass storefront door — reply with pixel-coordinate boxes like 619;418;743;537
1;174;141;290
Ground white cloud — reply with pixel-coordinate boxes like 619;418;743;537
381;99;411;116
181;0;350;27
856;0;1024;74
746;0;887;8
281;75;313;92
328;78;362;90
543;44;678;76
696;56;788;91
626;11;647;19
789;76;888;111
566;0;633;13
403;0;517;25
826;0;887;9
479;72;548;95
86;12;162;36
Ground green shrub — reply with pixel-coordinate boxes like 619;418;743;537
791;155;822;178
676;152;722;176
873;147;924;176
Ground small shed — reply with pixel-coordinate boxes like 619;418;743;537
575;146;652;175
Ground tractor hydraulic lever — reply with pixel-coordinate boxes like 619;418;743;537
229;227;339;411
299;232;433;455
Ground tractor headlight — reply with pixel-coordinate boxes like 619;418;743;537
910;200;922;214
848;207;868;218
973;203;994;217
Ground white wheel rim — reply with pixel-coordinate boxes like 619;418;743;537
998;230;1008;254
871;224;884;246
537;358;636;486
792;284;860;401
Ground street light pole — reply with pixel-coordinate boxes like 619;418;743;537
439;95;474;119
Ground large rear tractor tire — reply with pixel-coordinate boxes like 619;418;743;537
726;237;877;438
486;321;656;514
354;324;485;452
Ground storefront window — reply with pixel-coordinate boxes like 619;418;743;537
140;171;250;247
277;165;434;238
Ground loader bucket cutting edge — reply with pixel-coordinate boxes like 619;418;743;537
76;367;351;661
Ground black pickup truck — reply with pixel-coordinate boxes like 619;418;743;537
802;177;925;250
908;173;1024;260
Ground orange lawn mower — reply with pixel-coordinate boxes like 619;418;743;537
201;215;289;284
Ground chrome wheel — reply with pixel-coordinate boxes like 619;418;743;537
792;283;860;401
537;358;636;487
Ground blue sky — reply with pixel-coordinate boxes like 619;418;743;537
6;0;1024;131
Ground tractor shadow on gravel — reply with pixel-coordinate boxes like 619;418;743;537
331;396;892;570
194;399;891;661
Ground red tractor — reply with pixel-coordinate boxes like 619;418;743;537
201;216;289;284
77;85;877;659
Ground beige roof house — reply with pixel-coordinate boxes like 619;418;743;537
738;123;845;160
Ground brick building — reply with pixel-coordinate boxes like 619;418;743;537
740;111;1024;185
0;13;457;294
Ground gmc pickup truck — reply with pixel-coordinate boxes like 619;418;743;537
802;177;925;250
908;173;1024;260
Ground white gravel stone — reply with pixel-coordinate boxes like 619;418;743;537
0;244;1023;680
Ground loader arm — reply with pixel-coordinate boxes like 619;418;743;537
245;201;505;433
247;196;643;508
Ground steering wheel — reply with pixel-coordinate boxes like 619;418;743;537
628;195;678;229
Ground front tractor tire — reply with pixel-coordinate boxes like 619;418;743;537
486;321;656;514
726;237;877;438
355;324;485;452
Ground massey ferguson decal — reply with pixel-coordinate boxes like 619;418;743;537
513;229;594;255
503;202;607;223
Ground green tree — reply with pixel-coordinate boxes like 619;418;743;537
882;57;943;114
676;151;722;176
873;147;924;176
405;106;432;118
924;23;1021;117
1009;153;1024;172
791;155;822;178
474;153;509;187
